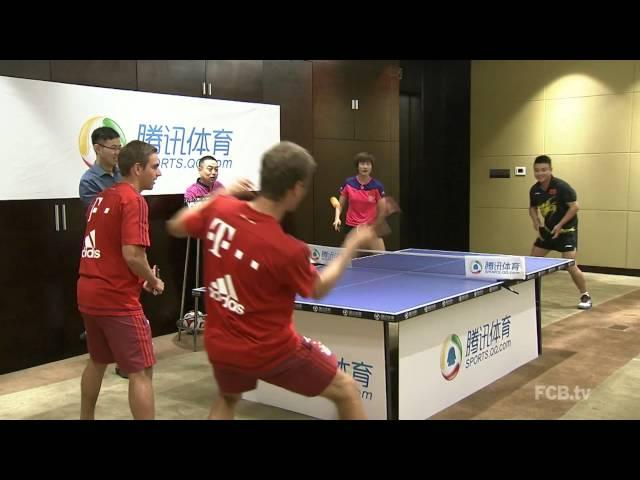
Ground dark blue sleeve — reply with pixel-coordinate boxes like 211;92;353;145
79;176;100;207
529;185;537;207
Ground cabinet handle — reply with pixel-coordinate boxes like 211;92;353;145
355;99;359;110
351;99;355;110
62;204;67;231
208;83;212;96
54;204;60;232
202;82;206;95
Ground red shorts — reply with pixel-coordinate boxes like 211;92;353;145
212;336;338;397
80;312;156;374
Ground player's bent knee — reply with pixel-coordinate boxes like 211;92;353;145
221;393;242;401
127;370;149;381
89;360;108;371
320;370;360;402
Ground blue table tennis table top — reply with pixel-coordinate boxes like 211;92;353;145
294;248;573;321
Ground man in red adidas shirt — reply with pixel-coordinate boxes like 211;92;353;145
77;140;164;420
167;141;382;420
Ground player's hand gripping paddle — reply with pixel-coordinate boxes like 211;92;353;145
152;265;160;295
373;197;401;237
144;265;161;295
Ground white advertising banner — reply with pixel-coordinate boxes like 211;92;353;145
398;280;537;419
0;75;280;200
465;255;526;280
307;243;350;266
243;310;387;419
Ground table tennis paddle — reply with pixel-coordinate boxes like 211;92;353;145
539;226;552;241
152;265;160;295
373;196;401;237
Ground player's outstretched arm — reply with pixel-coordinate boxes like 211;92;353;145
311;227;376;299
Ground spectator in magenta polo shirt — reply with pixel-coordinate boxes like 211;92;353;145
332;152;386;251
184;155;225;205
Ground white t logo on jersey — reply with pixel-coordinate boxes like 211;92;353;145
87;197;104;223
207;218;236;258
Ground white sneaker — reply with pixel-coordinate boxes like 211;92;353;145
578;293;592;310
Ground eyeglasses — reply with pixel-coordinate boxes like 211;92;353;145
98;144;122;152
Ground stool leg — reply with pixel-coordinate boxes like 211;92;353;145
178;236;192;341
194;238;201;352
194;297;199;352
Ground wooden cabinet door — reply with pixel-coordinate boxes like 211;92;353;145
206;60;263;103
137;60;206;97
55;199;89;359
51;60;137;90
312;139;358;247
353;61;399;142
0;195;185;374
0;200;62;373
263;60;312;149
313;60;399;141
141;195;186;337
263;60;314;242
0;60;50;81
312;60;355;140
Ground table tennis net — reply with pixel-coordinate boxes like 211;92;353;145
312;248;469;277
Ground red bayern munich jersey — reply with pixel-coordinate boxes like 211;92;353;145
183;195;319;371
77;182;150;317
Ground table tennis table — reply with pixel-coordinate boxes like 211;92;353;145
193;248;573;419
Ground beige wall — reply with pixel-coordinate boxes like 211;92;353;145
470;60;640;268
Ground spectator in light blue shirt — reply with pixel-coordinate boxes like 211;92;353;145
79;127;122;207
